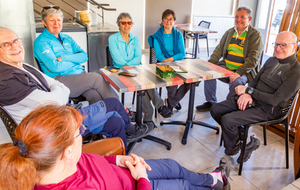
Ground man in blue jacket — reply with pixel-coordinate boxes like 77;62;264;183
34;5;118;105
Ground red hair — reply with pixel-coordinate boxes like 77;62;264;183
0;104;83;190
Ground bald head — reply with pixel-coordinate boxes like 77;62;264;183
0;27;17;36
274;31;298;59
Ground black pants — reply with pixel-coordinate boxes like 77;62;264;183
210;98;281;150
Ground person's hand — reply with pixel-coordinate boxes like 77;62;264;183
57;56;62;62
117;154;151;171
125;154;149;181
237;94;253;110
162;57;174;62
229;72;240;83
235;85;247;95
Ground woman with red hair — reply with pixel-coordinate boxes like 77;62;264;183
0;105;231;190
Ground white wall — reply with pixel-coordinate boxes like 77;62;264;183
90;0;145;47
193;0;233;16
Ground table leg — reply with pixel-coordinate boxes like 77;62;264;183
194;33;199;59
126;90;171;155
160;82;219;145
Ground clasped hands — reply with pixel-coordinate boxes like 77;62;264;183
235;85;253;111
116;154;151;181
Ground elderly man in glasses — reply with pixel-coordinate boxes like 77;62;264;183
33;5;119;105
0;27;152;151
196;6;263;112
210;31;300;163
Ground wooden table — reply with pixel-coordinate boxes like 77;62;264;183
100;64;184;153
176;25;218;58
159;59;234;145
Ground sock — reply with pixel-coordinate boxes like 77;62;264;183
210;171;223;190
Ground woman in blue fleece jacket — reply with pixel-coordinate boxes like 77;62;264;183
109;13;173;127
34;5;118;105
148;9;190;114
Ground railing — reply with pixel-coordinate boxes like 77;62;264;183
33;0;116;27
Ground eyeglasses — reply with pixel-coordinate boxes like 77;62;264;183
75;124;87;139
120;21;133;26
272;42;295;49
0;38;23;51
163;18;174;22
42;5;60;12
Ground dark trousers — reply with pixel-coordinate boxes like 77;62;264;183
167;84;190;108
210;98;281;150
147;159;213;190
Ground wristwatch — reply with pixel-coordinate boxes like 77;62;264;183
245;87;254;95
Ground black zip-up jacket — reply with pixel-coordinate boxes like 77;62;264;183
248;55;300;112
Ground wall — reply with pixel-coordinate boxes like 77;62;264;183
90;0;145;48
193;0;233;16
145;0;193;48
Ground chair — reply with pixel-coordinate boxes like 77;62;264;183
82;137;125;156
220;91;299;175
0;105;17;141
106;46;129;106
188;20;211;57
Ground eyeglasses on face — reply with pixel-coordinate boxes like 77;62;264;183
0;38;23;51
272;42;295;49
75;124;87;139
120;21;133;26
163;18;174;22
42;5;60;12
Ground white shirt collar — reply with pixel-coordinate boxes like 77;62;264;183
234;25;249;39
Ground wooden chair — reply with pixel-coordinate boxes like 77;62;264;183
82;137;125;156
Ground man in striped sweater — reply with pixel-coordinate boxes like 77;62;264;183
196;6;263;112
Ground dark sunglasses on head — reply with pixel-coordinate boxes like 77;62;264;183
42;5;60;11
120;21;133;26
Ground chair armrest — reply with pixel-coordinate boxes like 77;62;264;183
82;137;125;156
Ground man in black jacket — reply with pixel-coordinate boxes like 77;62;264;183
210;31;300;163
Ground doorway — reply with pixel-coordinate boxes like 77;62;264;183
255;0;287;56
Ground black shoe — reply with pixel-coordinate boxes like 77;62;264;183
126;124;150;143
143;121;157;130
158;105;173;118
237;135;260;163
212;156;232;190
196;102;212;112
175;102;182;110
225;141;242;156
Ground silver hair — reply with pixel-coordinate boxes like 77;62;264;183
236;6;252;17
278;31;298;43
0;27;17;36
116;12;132;24
41;5;64;23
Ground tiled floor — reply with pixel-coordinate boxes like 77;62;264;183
0;48;296;190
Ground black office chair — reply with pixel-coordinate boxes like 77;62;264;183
220;90;299;175
106;46;131;106
0;105;17;141
188;20;211;57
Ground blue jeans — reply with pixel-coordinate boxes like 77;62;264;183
147;159;213;190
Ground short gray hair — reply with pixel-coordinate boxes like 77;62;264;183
236;6;252;17
116;12;132;24
41;5;64;23
0;27;17;36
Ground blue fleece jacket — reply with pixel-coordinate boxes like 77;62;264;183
148;26;185;62
34;28;88;78
108;31;142;67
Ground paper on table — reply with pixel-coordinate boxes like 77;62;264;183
206;70;223;78
127;69;138;74
170;66;188;73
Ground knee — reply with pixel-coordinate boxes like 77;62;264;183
89;72;105;86
220;114;235;129
210;103;221;119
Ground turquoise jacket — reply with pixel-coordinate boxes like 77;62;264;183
34;28;88;78
108;31;141;67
